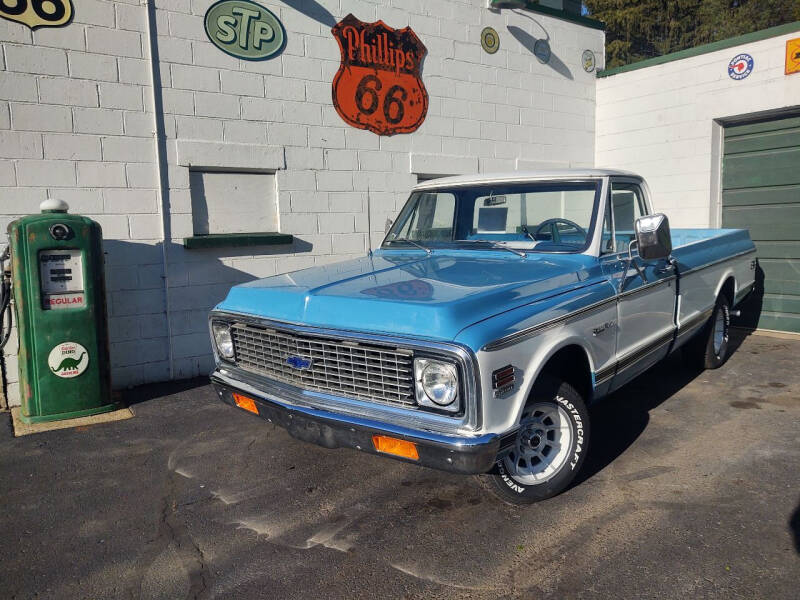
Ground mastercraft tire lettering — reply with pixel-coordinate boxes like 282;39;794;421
479;376;590;505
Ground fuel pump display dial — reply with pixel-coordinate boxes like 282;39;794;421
39;249;85;310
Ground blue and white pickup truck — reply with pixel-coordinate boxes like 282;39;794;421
209;170;756;504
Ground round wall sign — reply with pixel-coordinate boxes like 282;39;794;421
534;39;551;64
582;49;596;72
481;26;499;54
48;341;89;378
728;53;754;80
204;0;286;61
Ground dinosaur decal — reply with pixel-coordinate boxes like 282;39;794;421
51;352;86;373
48;342;89;378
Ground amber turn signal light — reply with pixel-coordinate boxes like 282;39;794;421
372;435;419;460
232;393;258;415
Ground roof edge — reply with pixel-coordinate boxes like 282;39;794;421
412;169;639;190
519;3;605;31
597;20;800;78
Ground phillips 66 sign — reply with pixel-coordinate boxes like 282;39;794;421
0;0;73;29
331;14;429;136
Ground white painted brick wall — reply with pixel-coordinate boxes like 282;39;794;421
1;0;602;404
0;0;162;405
596;28;800;227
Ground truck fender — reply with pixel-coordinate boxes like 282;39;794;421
511;335;596;426
713;269;737;302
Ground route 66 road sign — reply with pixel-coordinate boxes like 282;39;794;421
0;0;73;29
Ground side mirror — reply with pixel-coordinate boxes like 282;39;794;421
384;218;394;234
635;213;672;260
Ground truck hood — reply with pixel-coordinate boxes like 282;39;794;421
216;250;598;341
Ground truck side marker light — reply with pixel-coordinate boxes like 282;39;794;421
232;393;258;415
372;435;419;460
492;365;515;397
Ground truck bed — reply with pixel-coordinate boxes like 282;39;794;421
670;227;756;330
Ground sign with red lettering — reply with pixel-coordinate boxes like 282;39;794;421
331;14;428;136
44;294;85;310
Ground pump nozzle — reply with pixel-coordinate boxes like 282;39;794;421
0;245;11;350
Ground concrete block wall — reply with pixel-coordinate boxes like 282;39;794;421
595;28;800;227
1;0;603;404
151;0;603;383
0;0;164;405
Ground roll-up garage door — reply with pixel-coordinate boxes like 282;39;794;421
722;113;800;333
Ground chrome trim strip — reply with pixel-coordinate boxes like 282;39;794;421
616;330;674;373
212;370;493;444
482;294;617;352
595;364;616;384
679;248;756;276
210;311;482;433
618;274;676;298
482;275;675;352
676;308;713;338
593;329;675;387
483;248;755;353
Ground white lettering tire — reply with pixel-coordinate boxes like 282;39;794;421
479;376;590;505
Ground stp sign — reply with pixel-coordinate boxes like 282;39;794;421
332;14;428;136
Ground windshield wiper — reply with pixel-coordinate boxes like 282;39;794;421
459;239;526;258
385;238;432;254
521;225;536;242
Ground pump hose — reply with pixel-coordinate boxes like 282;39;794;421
0;245;11;350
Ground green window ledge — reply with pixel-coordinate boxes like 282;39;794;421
183;232;293;249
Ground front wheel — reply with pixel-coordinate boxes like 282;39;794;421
478;376;590;505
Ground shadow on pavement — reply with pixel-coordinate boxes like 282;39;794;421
122;376;209;406
791;502;800;554
577;351;704;486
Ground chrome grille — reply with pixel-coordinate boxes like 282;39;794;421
230;323;416;406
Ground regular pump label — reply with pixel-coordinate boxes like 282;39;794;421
48;342;89;378
39;249;85;310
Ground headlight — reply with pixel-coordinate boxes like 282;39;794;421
414;358;459;413
212;321;234;359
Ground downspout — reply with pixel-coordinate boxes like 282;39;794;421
144;0;175;379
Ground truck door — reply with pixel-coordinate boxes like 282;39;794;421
604;180;677;389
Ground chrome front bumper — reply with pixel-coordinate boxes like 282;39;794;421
211;370;504;475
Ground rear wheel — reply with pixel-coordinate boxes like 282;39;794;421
479;376;589;505
684;294;731;370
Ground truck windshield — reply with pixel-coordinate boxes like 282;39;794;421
383;180;601;253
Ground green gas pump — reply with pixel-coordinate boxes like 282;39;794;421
4;199;118;423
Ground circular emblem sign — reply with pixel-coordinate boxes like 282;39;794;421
481;27;499;54
728;53;754;80
204;0;285;61
582;49;596;73
48;341;89;379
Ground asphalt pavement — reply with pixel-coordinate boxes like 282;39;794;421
1;331;798;599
